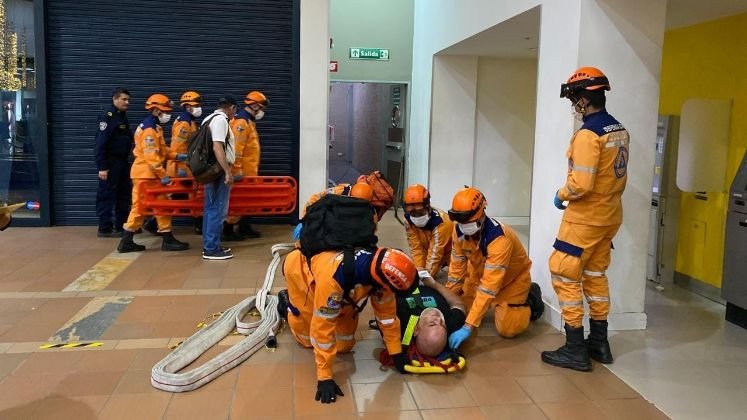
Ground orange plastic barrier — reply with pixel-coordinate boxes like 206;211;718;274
138;176;298;217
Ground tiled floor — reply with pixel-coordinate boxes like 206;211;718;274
0;215;733;419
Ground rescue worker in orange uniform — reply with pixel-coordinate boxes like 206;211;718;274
403;184;453;279
223;91;269;241
117;94;190;253
281;247;417;404
541;67;629;372
445;187;544;349
144;91;203;236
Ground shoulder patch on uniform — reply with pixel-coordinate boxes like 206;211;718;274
237;126;245;132
326;293;343;310
145;136;155;144
99;122;108;131
107;112;113;117
179;128;188;135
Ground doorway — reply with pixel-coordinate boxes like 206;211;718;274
327;82;407;194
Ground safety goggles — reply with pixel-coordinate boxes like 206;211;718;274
404;205;429;217
559;76;610;98
447;208;480;224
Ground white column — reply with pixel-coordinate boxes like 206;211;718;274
427;55;478;211
529;0;667;330
299;0;330;205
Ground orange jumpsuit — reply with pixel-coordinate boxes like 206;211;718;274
226;110;261;224
550;110;629;327
446;218;532;338
404;208;453;278
123;115;177;233
283;249;402;380
166;111;198;177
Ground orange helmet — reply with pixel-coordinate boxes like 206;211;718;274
145;94;173;112
180;91;202;106
370;248;418;295
560;66;610;99
403;184;430;207
349;182;374;202
448;187;487;223
245;91;269;107
357;171;394;218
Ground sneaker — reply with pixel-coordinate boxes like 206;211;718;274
221;246;232;253
202;249;234;260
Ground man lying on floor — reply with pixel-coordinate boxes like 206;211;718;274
377;271;467;371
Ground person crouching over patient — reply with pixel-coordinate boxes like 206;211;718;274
445;187;544;350
279;247;417;404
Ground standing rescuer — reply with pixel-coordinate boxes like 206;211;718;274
402;184;453;279
541;67;629;372
117;94;190;253
223;91;269;241
94;88;134;238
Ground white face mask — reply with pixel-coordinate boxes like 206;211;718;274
158;113;171;124
191;107;202;118
410;213;430;228
255;110;265;120
459;221;480;236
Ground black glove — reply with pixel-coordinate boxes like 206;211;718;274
391;352;410;374
315;379;344;404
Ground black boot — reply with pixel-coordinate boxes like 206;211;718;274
239;219;262;238
541;324;592;372
117;231;145;253
194;217;203;235
221;222;245;242
527;282;545;321
277;289;290;320
144;218;162;236
161;232;190;251
586;319;613;364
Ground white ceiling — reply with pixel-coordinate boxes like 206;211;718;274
666;0;747;29
438;0;747;59
438;7;540;59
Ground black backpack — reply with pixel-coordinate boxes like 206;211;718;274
300;194;378;312
187;114;228;184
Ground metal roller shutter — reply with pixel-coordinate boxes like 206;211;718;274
46;0;299;225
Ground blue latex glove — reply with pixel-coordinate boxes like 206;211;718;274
292;223;303;241
160;176;171;186
448;326;472;350
176;153;188;161
233;174;244;182
553;191;567;210
176;169;187;177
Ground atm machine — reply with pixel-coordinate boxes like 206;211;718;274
723;150;747;329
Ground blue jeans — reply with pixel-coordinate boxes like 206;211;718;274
203;178;231;253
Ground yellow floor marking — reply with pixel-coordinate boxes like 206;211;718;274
62;238;158;292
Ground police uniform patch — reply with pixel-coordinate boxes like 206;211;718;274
99;122;108;131
327;293;342;310
107;112;113;117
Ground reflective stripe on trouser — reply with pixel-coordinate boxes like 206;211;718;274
123;179;172;232
493;269;532;338
549;220;620;327
284;249;359;353
285;250;314;348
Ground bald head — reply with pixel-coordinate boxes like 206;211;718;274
414;308;448;357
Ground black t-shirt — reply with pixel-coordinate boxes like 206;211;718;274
396;285;466;345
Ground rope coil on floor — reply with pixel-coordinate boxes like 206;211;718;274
151;243;295;392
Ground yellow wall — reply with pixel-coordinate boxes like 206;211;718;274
659;13;747;288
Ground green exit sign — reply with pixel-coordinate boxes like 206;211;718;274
349;48;390;61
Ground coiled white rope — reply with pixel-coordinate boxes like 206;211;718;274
151;243;295;392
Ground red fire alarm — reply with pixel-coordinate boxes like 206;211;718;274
329;61;339;72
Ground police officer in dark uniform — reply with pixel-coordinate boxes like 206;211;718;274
95;88;134;238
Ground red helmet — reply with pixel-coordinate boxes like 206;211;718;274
370;248;418;295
